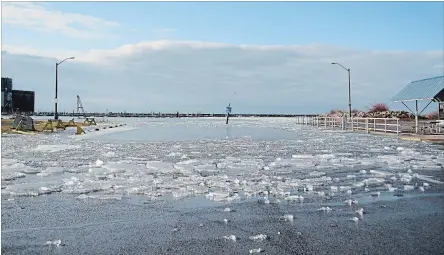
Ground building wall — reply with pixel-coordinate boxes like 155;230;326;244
12;90;35;113
1;77;13;91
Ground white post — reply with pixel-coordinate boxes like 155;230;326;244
415;100;419;134
396;119;399;135
384;119;387;133
366;118;369;133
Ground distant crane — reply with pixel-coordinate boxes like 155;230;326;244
76;95;86;118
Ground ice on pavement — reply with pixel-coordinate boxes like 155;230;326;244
1;117;443;203
249;234;268;241
45;239;62;247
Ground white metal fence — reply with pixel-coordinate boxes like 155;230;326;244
295;116;401;134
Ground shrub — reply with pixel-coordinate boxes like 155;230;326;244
327;109;344;117
425;111;439;120
368;103;389;113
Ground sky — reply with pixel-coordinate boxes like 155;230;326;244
1;1;443;114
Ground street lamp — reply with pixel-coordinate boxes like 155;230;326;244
331;62;352;118
55;57;75;120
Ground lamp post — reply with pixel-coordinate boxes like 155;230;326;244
331;62;352;118
55;57;75;120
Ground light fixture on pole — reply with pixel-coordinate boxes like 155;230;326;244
55;57;75;120
331;62;352;118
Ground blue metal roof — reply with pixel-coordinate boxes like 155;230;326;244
391;76;444;102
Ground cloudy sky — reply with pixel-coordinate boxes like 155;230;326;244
1;2;443;114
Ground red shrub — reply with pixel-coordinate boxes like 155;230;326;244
425;111;439;120
368;103;389;113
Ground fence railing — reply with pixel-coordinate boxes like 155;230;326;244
296;116;400;134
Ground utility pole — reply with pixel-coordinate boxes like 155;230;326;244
331;62;352;118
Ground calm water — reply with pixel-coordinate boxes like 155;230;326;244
88;125;299;142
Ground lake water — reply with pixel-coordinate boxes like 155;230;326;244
89;125;299;142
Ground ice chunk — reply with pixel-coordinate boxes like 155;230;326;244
104;151;116;158
362;178;385;185
414;174;443;184
34;144;80;152
355;208;364;216
1;172;26;181
282;214;294;222
167;152;182;157
309;171;326;177
223;235;236;242
284;195;300;201
351;217;359;222
369;170;393;177
317;207;333;212
344;199;358;206
45;239;62;246
95;159;104;167
404;185;415;191
249;234;268;241
292;154;313;159
339;186;351;192
224;207;232;212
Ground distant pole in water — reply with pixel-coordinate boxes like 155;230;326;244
226;103;232;124
177;111;179;118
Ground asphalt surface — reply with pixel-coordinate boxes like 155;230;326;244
2;194;444;255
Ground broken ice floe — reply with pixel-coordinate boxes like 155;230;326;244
45;240;62;247
249;248;264;254
249;234;268;241
223;235;236;242
351;217;360;222
317;206;333;212
282;214;294;222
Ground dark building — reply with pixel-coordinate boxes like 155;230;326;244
2;77;13;91
12;90;35;113
2;77;13;113
1;77;35;114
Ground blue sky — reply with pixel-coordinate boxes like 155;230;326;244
3;2;443;51
1;1;443;113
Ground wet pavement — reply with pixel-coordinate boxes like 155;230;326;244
2;193;444;255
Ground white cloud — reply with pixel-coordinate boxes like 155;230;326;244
1;40;443;114
1;2;120;39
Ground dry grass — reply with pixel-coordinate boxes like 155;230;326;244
1;119;90;133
